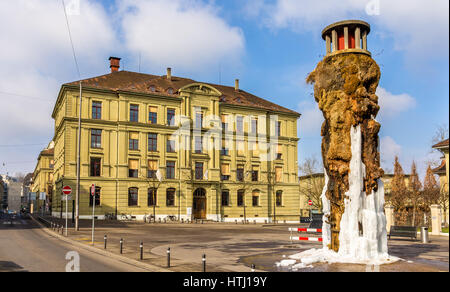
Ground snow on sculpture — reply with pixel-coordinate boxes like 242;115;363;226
278;20;399;268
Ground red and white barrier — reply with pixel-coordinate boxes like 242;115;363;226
289;227;323;243
288;228;322;233
290;236;323;242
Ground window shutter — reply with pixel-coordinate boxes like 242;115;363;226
276;167;283;182
129;159;139;170
130;132;139;140
148;160;158;170
277;144;282;154
221;164;230;176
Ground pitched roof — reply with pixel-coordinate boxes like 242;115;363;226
64;71;300;116
432;160;447;175
432;138;449;149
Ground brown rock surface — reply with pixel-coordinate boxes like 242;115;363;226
307;53;384;251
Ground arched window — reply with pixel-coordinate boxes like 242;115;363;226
221;190;230;207
148;188;157;206
149;85;156;92
167;87;174;95
276;191;283;207
128;188;138;206
166;188;176;206
252;190;260;207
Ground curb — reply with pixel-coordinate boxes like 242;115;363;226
29;215;171;272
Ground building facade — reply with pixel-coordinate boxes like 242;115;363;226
50;58;301;222
0;177;5;211
31;143;55;214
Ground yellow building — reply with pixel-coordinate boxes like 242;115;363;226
50;58;301;222
31;142;55;213
432;138;449;223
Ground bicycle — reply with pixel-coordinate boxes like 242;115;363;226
166;215;177;222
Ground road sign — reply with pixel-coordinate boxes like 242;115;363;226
90;184;96;196
308;200;313;206
62;186;72;196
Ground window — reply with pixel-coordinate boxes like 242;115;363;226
237;190;245;207
128;188;138;206
252;168;259;182
148;133;158;152
237;140;245;156
91;129;102;148
149;106;158;124
167;138;176;153
167;88;174;95
251;119;258;134
128;159;139;178
129;132;139;150
276;144;283;160
149;85;156;92
275;167;283;183
236;116;244;134
276;191;283;207
148;160;158;179
275;121;281;137
167;109;175;126
221;191;230;206
92;102;102;119
130;104;139;122
166;161;175;179
49;160;55;169
251;142;260;157
252;191;260;207
196;112;203;129
194;137;203;154
195;162;204;180
89;187;101;207
148;188;157;206
237;166;244;182
221;164;230;181
166;188;175;206
90;158;101;177
221;115;228;132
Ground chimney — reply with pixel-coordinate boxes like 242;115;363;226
235;79;240;92
167;68;172;80
109;57;121;73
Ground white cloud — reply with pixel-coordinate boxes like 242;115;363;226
377;87;416;120
117;0;245;71
298;100;323;137
248;0;449;61
380;136;402;167
0;0;116;174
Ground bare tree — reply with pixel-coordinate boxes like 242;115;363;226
299;157;325;212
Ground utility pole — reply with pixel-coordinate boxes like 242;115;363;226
75;82;82;231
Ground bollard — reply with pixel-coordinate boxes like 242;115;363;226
140;242;144;260
120;238;123;254
167;248;171;268
251;264;255;272
202;254;206;272
104;235;107;249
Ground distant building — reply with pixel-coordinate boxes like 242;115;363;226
299;173;410;214
31;142;55;214
432;138;449;223
22;173;33;210
0;175;22;212
0;177;6;210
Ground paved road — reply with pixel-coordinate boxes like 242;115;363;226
0;213;147;272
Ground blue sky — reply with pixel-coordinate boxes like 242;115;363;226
0;0;448;179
